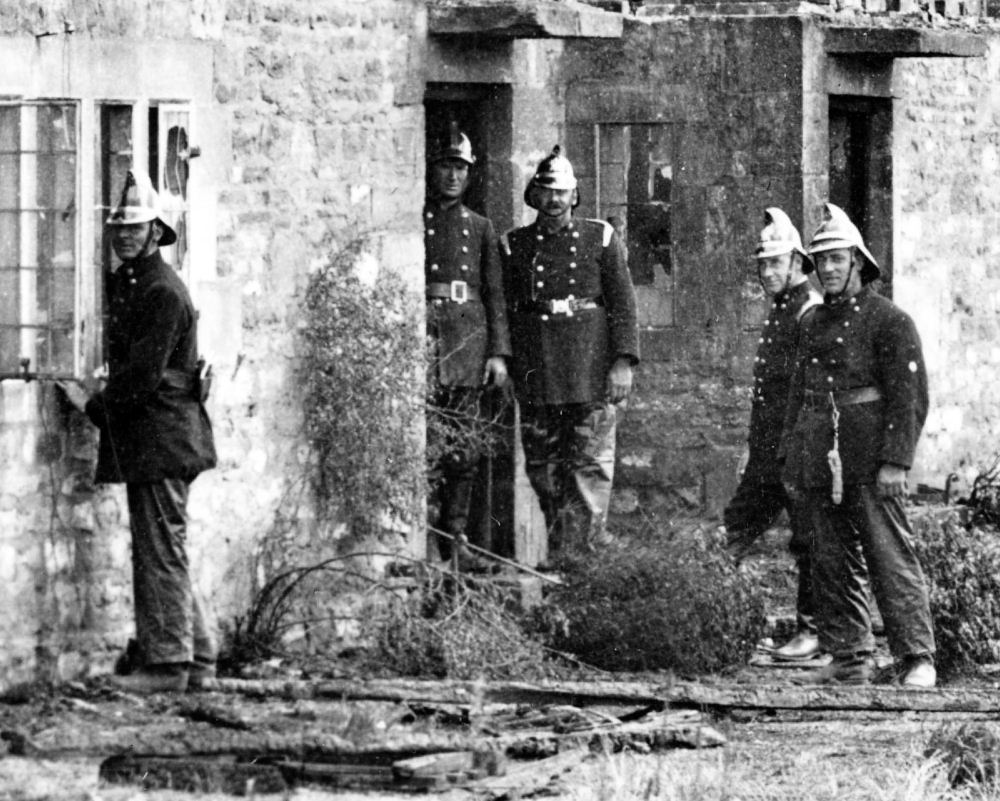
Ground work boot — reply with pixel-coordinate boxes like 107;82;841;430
111;663;189;694
772;631;820;662
793;654;872;686
898;656;936;689
187;658;217;691
113;638;143;676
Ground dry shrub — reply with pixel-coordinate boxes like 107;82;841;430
364;569;551;680
545;532;767;674
910;505;1000;678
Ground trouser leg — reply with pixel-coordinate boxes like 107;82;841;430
723;478;786;556
427;387;482;560
565;403;617;548
852;486;935;660
522;402;617;555
807;489;875;658
192;592;216;664
521;403;563;551
786;493;817;635
126;479;195;665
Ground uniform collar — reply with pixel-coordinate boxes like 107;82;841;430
824;283;869;307
119;250;166;277
424;199;466;218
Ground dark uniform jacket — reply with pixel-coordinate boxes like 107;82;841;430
424;201;511;388
500;218;639;406
85;251;217;484
780;285;928;489
744;281;820;483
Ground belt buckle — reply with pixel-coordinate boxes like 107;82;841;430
450;280;468;304
550;298;572;316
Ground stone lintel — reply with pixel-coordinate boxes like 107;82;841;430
824;26;986;58
428;0;624;39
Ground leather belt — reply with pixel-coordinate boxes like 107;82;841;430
515;296;604;316
426;281;480;304
803;386;883;410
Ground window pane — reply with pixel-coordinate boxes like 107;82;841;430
0;328;16;370
0;268;16;324
36;104;76;152
0;212;17;267
36;153;76;211
0;102;79;377
0;107;18;152
0;154;18;208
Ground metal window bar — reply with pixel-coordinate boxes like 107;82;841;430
0;100;79;380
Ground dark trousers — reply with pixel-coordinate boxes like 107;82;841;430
724;479;815;634
428;387;484;559
126;479;215;666
520;402;617;555
806;485;935;660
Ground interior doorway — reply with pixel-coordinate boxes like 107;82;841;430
423;83;517;560
424;83;513;232
828;96;893;295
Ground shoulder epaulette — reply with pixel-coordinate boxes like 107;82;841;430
796;289;822;323
584;218;615;247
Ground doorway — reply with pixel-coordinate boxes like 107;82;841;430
828;96;893;295
424;83;517;560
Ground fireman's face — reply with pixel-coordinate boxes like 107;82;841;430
757;252;794;297
110;221;161;261
429;159;469;201
815;247;862;296
536;187;575;219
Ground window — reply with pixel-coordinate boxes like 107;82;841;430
572;122;675;327
0;102;78;377
0;98;193;379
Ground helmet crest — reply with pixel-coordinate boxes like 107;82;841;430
524;145;580;210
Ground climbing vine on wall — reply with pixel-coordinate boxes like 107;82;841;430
300;239;425;542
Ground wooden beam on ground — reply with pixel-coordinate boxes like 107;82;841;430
203;677;1000;715
20;711;721;761
459;749;590;800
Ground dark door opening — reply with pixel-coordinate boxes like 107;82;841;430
828;96;893;296
424;84;516;559
424;83;513;232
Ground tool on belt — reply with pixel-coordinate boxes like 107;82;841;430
827;393;843;505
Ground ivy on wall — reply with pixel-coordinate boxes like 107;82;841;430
300;240;425;543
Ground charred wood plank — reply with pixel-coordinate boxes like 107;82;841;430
98;754;287;795
204;677;1000;714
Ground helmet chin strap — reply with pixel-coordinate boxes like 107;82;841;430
135;221;161;258
826;251;858;301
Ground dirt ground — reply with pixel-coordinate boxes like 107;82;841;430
1;528;995;801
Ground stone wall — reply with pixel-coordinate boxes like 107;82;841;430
561;16;807;519
0;0;426;689
892;41;1000;490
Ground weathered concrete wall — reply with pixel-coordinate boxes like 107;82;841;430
561;16;807;520
892;41;1000;489
0;0;426;689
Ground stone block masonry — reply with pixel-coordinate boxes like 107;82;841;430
0;0;426;690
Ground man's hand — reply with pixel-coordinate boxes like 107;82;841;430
56;380;91;414
606;357;633;404
877;463;908;498
483;356;508;388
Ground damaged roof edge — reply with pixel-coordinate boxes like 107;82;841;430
824;26;986;58
428;0;625;39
